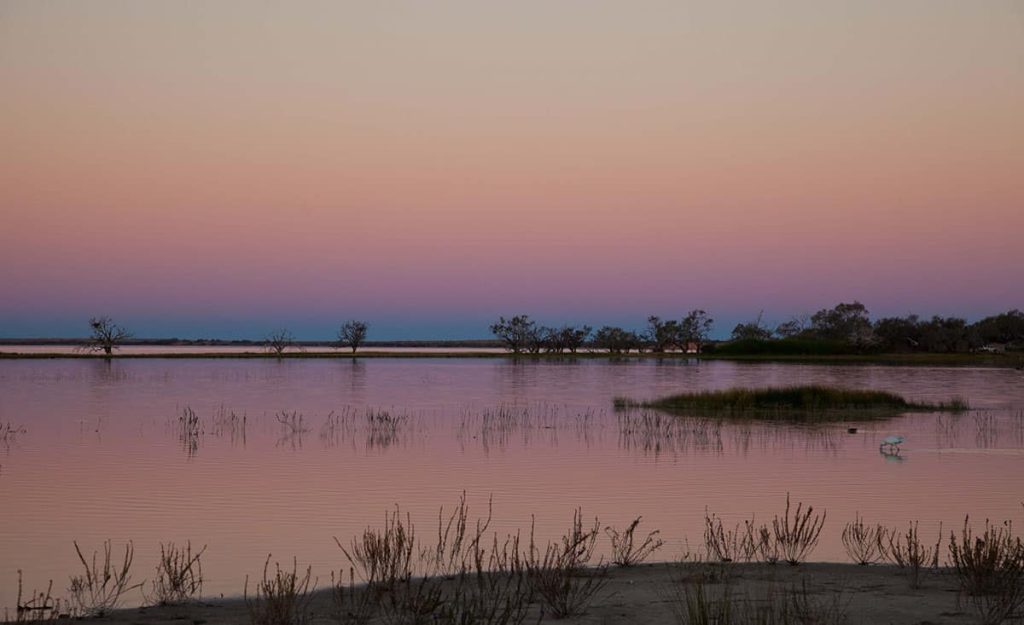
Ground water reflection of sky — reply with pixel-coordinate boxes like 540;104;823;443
1;359;1022;610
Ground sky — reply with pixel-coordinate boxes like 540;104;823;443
1;1;1022;340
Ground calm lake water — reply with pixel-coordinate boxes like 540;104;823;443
1;358;1023;611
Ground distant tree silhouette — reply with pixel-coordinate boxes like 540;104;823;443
646;316;683;352
490;315;539;354
731;311;772;342
560;325;592;354
86;316;131;356
774;314;810;338
265;329;295;357
338;320;369;353
810;301;873;347
972;309;1024;345
537;325;592;354
592;326;642;354
681;309;714;352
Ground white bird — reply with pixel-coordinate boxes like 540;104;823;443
880;435;905;453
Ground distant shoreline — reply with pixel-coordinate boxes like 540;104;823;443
0;347;1019;367
0;338;502;348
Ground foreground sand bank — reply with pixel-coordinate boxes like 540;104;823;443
72;561;995;625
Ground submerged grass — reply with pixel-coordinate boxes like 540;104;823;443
615;385;968;421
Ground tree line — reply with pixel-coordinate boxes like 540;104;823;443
79;304;1024;357
728;302;1024;354
489;310;714;354
83;317;370;357
490;304;1024;355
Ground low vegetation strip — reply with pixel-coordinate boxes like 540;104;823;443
614;385;968;419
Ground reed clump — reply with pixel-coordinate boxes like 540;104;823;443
9;570;71;623
319;408;356;447
841;513;889;565
435;571;532;625
886;521;942;588
617;411;723;456
616;385;968;421
606;516;664;567
701;498;824;566
144;541;206;606
746;519;781;565
365;409;409;449
667;577;849;625
336;507;416;591
948;517;1024;624
276;411;309;436
330;493;534;625
703;510;745;563
331;568;377;625
211;404;247;442
67;540;141;618
772;495;826;566
525;509;609;618
178;406;202;456
427;492;493;578
244;556;315;625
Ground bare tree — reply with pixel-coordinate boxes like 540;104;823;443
265;329;295;357
86;316;132;356
337;320;369;353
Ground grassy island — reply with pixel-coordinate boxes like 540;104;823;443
614;385;968;420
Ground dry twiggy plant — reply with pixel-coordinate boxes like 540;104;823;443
605;516;664;567
887;521;942;588
772;494;826;565
703;510;744;563
744;519;780;565
526;511;609;618
668;578;734;625
331;568;377;625
778;579;851;624
841;513;889;565
211;405;247;442
437;570;533;625
244;555;315;625
178;406;202;456
378;575;446;625
144;541;206;605
276;411;307;432
665;577;850;625
428;492;493;578
473;530;527;577
336;506;417;590
948;516;1024;624
68;539;142;617
11;570;70;623
365;409;410;449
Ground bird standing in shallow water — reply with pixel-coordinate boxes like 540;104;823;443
880;435;905;453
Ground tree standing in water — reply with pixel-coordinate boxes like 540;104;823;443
87;316;132;356
338;320;369;353
266;329;295;357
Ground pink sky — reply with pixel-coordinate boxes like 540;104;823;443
1;1;1022;338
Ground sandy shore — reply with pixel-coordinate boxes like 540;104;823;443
68;561;995;625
